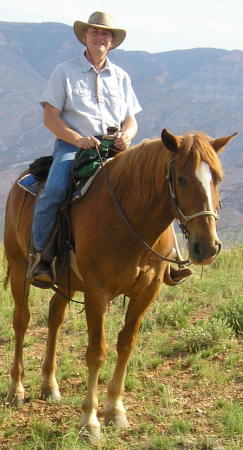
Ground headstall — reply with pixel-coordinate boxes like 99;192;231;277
166;157;219;239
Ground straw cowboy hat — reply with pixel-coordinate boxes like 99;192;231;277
74;11;126;49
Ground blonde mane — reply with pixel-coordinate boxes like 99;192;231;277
107;138;169;210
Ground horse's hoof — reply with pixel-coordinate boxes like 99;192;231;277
80;424;101;445
105;412;130;428
40;388;61;402
6;394;25;408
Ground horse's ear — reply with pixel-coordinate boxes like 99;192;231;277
210;132;238;153
161;128;181;153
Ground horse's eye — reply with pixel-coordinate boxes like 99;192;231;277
178;177;186;186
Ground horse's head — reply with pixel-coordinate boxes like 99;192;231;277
161;128;237;265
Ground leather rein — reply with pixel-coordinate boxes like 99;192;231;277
95;144;219;266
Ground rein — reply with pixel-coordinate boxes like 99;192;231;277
95;144;190;266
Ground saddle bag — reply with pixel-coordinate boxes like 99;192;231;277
73;138;116;180
73;147;108;179
29;155;53;180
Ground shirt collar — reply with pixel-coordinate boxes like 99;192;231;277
80;51;112;73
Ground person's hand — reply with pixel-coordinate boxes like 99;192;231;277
114;131;131;151
78;136;101;149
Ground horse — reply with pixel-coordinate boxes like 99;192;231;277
3;128;236;439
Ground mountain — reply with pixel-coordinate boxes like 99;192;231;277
0;22;243;240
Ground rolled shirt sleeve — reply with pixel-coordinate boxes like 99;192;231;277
40;64;66;111
122;72;142;117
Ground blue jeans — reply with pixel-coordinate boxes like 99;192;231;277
32;140;77;252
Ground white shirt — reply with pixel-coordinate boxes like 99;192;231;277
40;52;142;137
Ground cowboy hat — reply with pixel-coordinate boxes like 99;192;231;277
73;11;126;49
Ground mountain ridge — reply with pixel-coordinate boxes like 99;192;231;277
0;22;243;237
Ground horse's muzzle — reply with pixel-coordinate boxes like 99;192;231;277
189;238;222;265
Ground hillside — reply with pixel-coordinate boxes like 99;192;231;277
0;247;242;448
0;22;243;239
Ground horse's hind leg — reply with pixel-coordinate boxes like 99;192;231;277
41;289;72;400
7;263;30;406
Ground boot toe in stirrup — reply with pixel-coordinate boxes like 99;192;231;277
27;253;54;289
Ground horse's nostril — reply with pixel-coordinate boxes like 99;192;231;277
193;242;201;256
216;241;222;256
191;239;221;263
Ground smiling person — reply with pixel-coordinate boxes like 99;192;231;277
28;11;142;286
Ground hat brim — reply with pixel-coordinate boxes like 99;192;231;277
73;21;126;49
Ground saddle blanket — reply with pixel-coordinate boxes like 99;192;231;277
18;166;102;202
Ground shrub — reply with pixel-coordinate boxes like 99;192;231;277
156;299;192;329
180;318;234;353
213;298;243;335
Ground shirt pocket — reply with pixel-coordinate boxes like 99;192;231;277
105;84;121;115
107;86;120;99
71;85;93;110
72;78;93;99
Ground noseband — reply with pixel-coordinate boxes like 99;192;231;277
166;157;219;238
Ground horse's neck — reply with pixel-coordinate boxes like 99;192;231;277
108;141;174;242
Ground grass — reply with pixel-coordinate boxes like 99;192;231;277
215;399;243;437
0;246;242;448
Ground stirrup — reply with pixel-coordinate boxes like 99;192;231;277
26;252;56;289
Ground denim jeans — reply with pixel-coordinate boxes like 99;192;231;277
32;139;77;252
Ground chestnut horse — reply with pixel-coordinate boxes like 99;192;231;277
3;128;236;438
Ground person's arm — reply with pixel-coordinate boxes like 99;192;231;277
114;115;138;150
44;103;100;149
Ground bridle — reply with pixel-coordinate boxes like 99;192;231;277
166;156;219;240
95;145;220;266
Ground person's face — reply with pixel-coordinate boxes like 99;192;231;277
84;27;114;55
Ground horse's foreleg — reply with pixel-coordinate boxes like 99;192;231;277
8;265;30;406
41;290;71;400
80;291;108;439
104;281;161;427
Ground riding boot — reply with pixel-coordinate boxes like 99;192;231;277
164;264;193;286
170;265;193;282
26;252;56;289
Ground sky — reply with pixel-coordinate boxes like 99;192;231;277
2;0;243;53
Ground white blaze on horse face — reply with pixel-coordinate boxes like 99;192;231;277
195;162;214;211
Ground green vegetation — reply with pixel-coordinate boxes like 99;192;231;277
0;247;242;449
180;317;234;353
213;298;243;335
215;399;243;437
